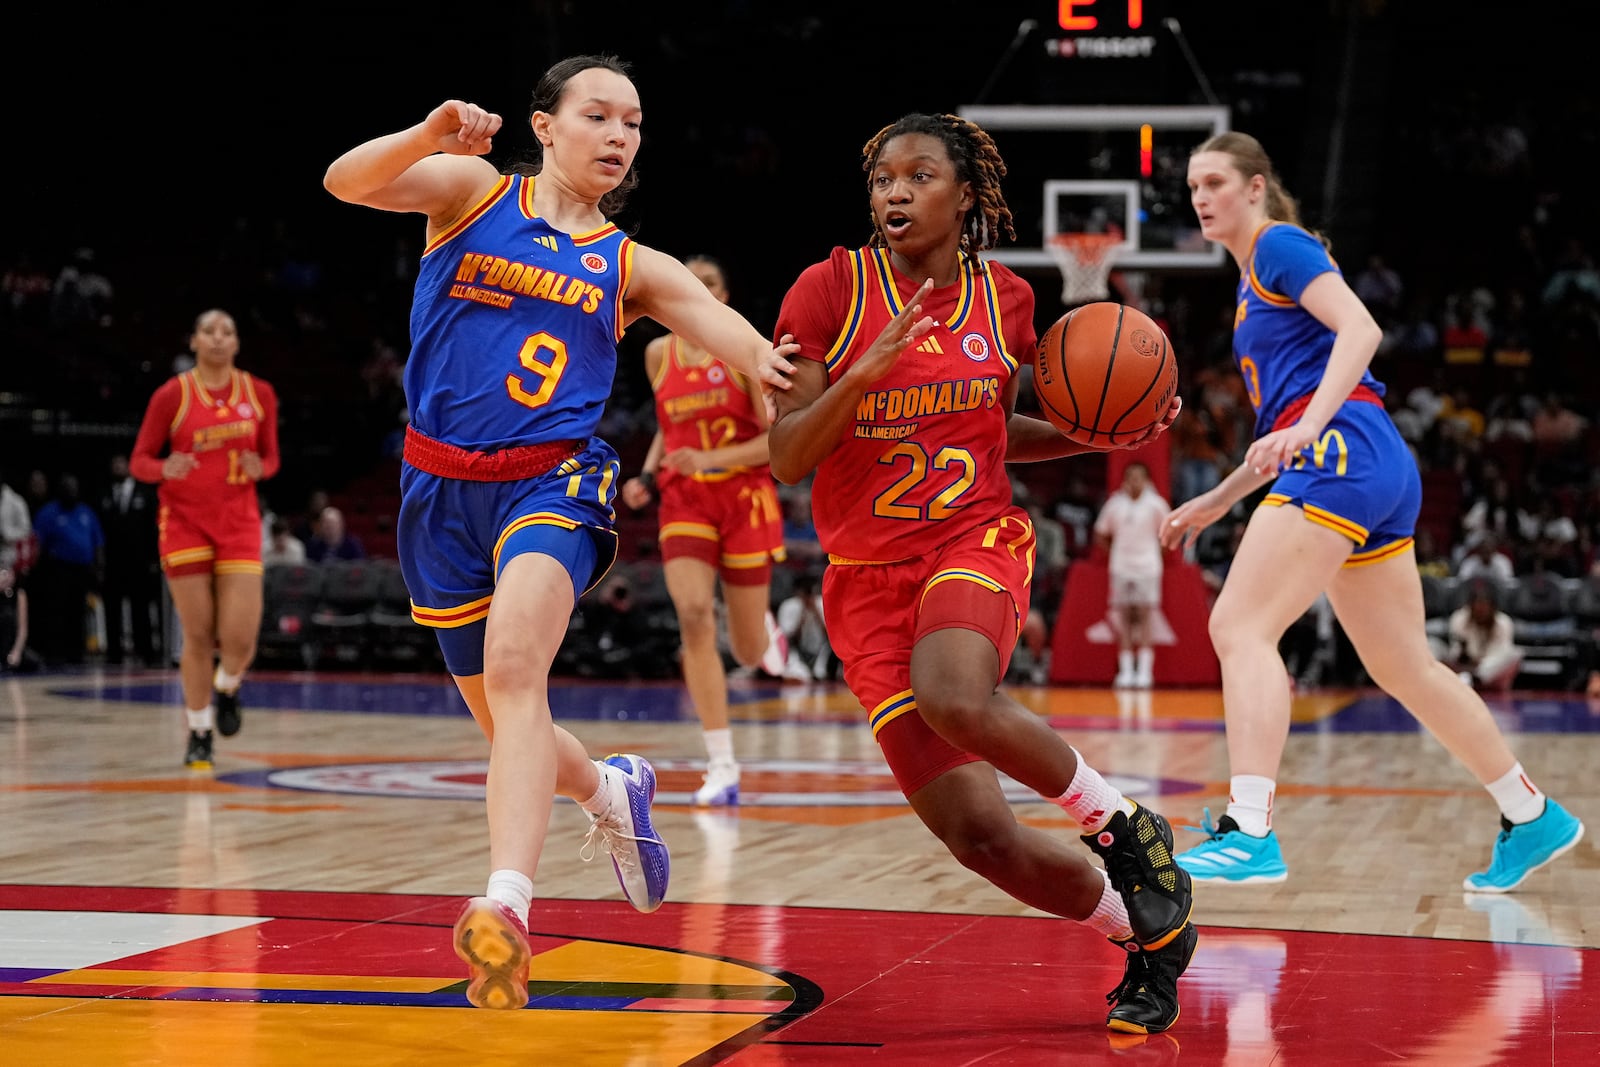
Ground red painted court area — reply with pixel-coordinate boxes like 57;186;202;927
2;885;1594;1065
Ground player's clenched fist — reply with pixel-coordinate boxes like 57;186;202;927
426;100;502;157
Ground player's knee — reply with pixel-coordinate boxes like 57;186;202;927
728;627;767;669
916;689;993;750
937;811;1023;877
673;598;718;645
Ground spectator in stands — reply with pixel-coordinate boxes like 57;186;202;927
30;472;103;665
1459;476;1535;556
96;453;160;666
779;486;822;563
304;506;365;563
0;464;30;574
1528;497;1583;577
49;246;114;331
1352;253;1404;324
0;563;38;673
1442;584;1523;693
292;488;331;545
776;569;834;682
263;517;307;566
1457;533;1516;585
1437;388;1486;442
1414;528;1452;580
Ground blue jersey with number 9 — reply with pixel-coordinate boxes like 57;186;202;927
406;172;633;452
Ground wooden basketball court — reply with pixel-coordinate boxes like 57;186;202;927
2;668;1595;1064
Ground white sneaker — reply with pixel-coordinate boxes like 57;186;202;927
1113;670;1136;689
760;612;789;677
1134;668;1154;689
579;755;670;912
693;759;741;807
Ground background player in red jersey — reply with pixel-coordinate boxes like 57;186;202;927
765;113;1191;1035
621;255;788;807
130;309;279;769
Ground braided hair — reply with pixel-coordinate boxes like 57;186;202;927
861;113;1015;253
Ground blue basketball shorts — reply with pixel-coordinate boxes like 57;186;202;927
1259;400;1421;567
396;437;621;676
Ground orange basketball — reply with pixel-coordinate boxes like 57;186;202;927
1032;301;1177;447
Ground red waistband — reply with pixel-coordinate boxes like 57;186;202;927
403;425;582;482
1272;384;1384;432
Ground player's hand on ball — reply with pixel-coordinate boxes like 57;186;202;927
427;100;502;156
1112;394;1183;450
1246;420;1320;476
1161;489;1227;551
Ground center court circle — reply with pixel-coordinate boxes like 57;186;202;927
223;759;1203;806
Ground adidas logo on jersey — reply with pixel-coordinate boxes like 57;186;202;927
915;336;944;355
534;235;559;252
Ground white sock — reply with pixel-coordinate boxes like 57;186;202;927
1225;775;1276;837
703;728;735;767
1485;762;1547;825
579;761;612;816
186;706;215;732
1135;647;1153;676
1052;747;1134;832
1081;868;1134;942
1118;650;1134;676
213;666;242;694
485;869;533;927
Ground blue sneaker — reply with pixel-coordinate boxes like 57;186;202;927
581;754;670;912
1463;799;1585;893
1173;809;1288;885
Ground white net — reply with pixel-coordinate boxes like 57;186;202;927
1047;233;1122;305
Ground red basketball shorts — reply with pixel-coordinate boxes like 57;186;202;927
823;513;1035;796
657;470;786;587
158;496;263;578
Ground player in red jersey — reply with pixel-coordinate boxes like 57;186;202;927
130;309;279;770
620;255;788;807
766;113;1193;1034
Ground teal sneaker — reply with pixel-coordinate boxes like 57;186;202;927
1173;809;1288;885
1463;799;1585;893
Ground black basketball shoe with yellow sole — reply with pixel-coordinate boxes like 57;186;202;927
1082;803;1193;950
1105;922;1198;1034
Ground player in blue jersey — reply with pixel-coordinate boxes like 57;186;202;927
1162;131;1583;891
324;54;799;1010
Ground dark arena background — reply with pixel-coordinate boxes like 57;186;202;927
3;2;1596;1064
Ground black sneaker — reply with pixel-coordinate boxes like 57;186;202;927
1105;922;1197;1034
214;688;242;737
184;730;214;770
1082;804;1193;949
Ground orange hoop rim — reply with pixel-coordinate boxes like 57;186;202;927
1046;232;1123;304
1047;231;1124;259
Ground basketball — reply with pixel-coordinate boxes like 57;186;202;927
1032;302;1177;447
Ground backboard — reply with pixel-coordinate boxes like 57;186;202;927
955;105;1231;271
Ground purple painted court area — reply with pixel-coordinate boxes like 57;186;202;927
1292;692;1600;734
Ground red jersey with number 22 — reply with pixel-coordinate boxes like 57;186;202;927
773;246;1035;562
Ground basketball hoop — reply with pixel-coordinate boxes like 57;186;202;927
1047;232;1123;305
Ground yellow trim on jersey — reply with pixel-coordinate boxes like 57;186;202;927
1263;492;1292;506
1301;503;1368;544
660;521;719;542
411;594;493;629
722;548;783;569
491;512;584;575
424;175;514;256
162;546;215;566
1344;536;1414;568
215;560;264;576
614;237;635;343
170;374;192;434
824;251;869;375
827;552;909;566
1245;222;1296;306
870;248;975;333
241;372;264;416
869;689;918;737
977;261;1019;373
920;568;1007;609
